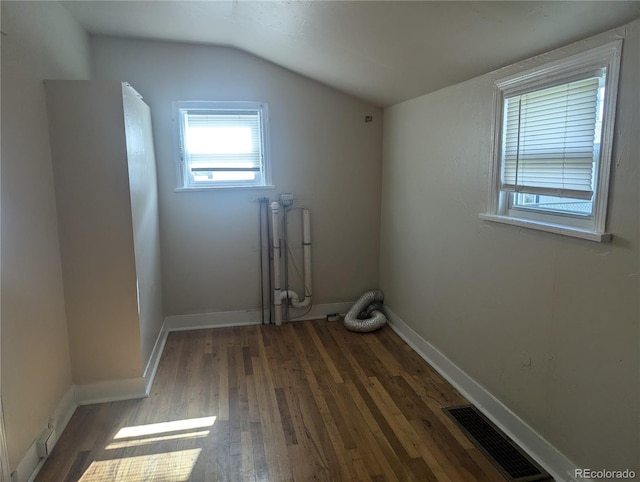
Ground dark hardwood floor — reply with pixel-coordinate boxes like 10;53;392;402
36;320;507;481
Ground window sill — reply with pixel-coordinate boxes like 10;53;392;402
174;185;276;193
479;213;612;243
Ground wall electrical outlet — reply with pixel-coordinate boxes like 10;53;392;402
280;193;294;207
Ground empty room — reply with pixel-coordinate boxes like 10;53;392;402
1;1;639;481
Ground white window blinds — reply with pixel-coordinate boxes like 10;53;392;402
183;109;263;173
501;76;601;200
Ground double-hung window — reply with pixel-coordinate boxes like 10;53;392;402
175;101;271;189
481;41;622;242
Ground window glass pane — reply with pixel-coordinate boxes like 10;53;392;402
192;171;256;182
185;126;254;154
513;193;593;216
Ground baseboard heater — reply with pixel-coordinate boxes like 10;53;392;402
443;405;552;481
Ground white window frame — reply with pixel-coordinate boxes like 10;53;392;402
480;40;622;242
173;101;273;191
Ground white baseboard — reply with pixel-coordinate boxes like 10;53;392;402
13;386;77;482
75;377;147;406
385;307;585;482
143;320;169;395
13;432;39;482
165;309;263;331
286;301;353;322
164;302;354;331
0;399;10;482
50;387;76;440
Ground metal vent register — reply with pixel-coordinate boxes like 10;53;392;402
444;405;551;482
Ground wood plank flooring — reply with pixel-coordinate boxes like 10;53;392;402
36;320;507;481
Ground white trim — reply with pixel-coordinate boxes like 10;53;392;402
143;320;169;395
0;272;10;482
496;40;622;93
479;213;612;242
487;86;504;215
165;309;264;332
0;399;10;482
50;387;77;441
286;302;353;322
13;438;38;482
384;307;588;482
75;377;147;406
174;184;275;193
592;41;622;234
164;302;354;332
13;386;77;482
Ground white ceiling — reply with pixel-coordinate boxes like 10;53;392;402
63;1;640;107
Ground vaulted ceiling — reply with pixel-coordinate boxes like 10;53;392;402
63;1;640;106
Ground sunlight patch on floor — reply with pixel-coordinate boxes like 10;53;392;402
78;448;202;481
105;430;211;450
114;416;217;439
75;416;219;480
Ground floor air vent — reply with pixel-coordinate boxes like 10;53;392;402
444;405;551;482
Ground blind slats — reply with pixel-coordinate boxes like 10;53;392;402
501;77;600;199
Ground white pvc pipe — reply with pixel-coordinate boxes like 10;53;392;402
270;202;282;326
279;208;311;309
271;206;312;325
293;209;312;308
303;208;311;296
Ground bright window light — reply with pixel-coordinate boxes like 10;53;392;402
185;126;253;154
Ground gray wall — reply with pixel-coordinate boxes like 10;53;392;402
380;20;639;472
91;37;383;317
0;1;91;470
